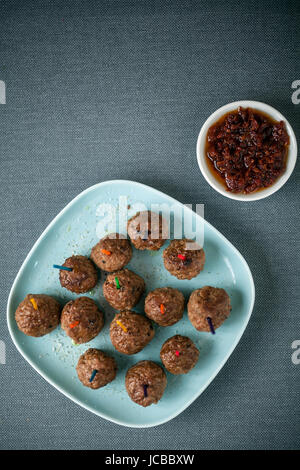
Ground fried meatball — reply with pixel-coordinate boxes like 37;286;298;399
61;297;104;344
163;238;205;280
103;268;145;310
187;286;231;332
15;294;61;337
144;287;184;327
59;255;98;294
91;233;132;272
110;311;154;355
125;360;167;407
160;335;199;374
127;210;168;251
76;348;117;389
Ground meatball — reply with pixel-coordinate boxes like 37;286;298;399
59;255;98;294
76;348;117;389
91;233;132;272
160;335;199;374
103;268;145;310
110;311;154;355
61;297;104;344
125;360;167;407
144;287;184;327
163;238;205;280
187;286;231;332
127;211;168;251
15;294;61;337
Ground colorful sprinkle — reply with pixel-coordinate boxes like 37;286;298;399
101;249;112;256
30;298;38;310
160;303;166;314
116;320;127;332
177;254;186;261
72;340;79;346
53;264;73;271
69;320;80;329
175;350;180;357
89;370;98;382
143;384;149;397
115;277;120;289
207;317;215;335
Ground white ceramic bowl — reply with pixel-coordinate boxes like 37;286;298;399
196;100;298;201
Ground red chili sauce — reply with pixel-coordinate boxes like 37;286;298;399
205;107;289;193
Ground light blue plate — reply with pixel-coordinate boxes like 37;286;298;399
7;180;255;428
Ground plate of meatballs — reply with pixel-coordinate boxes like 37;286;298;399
7;180;255;427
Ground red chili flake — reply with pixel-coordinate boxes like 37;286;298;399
160;304;166;314
177;254;186;261
69;320;80;329
101;249;112;256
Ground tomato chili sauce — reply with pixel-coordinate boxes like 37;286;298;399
205;107;289;193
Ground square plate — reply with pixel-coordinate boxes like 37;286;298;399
7;180;255;428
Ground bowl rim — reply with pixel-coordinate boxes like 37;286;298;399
196;100;298;201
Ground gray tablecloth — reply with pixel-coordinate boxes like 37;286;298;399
0;0;299;450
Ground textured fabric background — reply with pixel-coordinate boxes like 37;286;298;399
0;0;299;450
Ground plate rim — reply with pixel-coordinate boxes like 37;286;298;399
7;179;255;428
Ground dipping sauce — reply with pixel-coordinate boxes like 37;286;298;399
206;107;289;193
